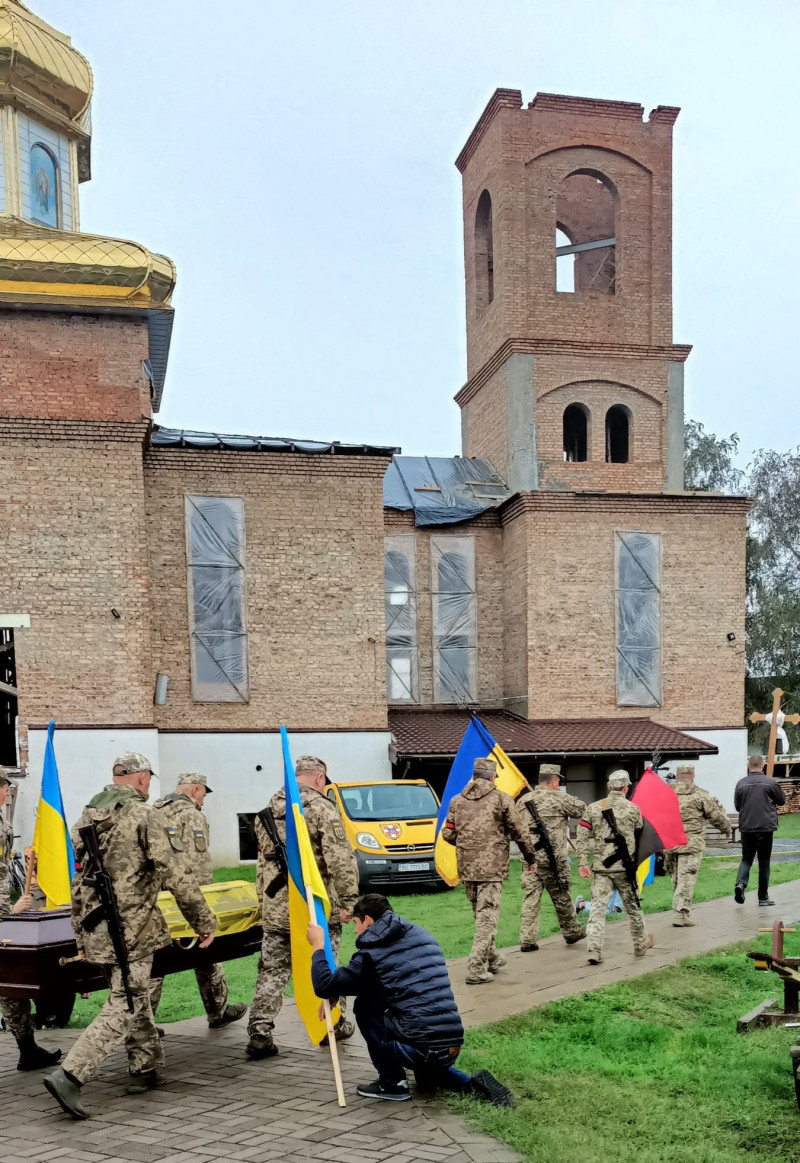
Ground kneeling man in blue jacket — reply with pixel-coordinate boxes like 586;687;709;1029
308;892;514;1105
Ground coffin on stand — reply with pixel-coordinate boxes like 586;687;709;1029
0;881;262;1000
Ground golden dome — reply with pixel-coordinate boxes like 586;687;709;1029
0;216;175;308
0;0;92;124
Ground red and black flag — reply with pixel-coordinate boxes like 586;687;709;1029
632;765;687;888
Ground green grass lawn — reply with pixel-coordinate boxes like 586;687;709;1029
67;814;800;1029
454;931;800;1163
68;855;800;1030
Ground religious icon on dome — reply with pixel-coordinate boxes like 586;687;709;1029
30;143;59;228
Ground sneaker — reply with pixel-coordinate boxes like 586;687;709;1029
469;1068;516;1109
246;1033;278;1059
634;933;655;959
43;1067;88;1120
124;1070;164;1095
759;899;776;907
520;943;539;953
357;1078;411;1102
587;952;603;965
575;896;586;914
208;1002;247;1029
734;883;745;904
465;972;493;985
565;932;586;945
488;954;507;973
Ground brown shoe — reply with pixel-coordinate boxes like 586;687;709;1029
634;933;655;958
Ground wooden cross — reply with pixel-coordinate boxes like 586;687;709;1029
748;687;800;776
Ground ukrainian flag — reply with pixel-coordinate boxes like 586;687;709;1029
434;714;527;886
32;721;75;908
281;726;341;1044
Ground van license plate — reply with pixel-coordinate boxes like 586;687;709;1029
398;862;430;872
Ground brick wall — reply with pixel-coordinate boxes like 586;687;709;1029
458;92;678;377
383;510;505;707
503;492;749;729
0;418;154;734
460;361;509;475
0;311;152;422
145;449;390;731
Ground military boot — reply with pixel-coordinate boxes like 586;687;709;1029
634;933;655;958
124;1070;165;1094
16;1035;61;1072
208;1002;248;1029
565;931;586;945
246;1032;278;1059
43;1067;88;1119
320;1016;355;1046
488;953;507;973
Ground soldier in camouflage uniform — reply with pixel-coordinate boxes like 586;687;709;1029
43;753;217;1120
0;767;63;1071
664;763;731;926
150;773;246;1027
518;764;586;951
246;755;359;1059
576;769;654;965
441;757;538;985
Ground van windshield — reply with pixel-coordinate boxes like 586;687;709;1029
338;783;438;822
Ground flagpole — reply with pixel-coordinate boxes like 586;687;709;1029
305;886;346;1108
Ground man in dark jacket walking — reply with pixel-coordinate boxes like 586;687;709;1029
734;754;786;906
308;893;513;1106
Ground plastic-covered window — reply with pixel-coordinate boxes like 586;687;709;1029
385;535;419;702
431;536;477;703
615;531;662;707
185;496;249;703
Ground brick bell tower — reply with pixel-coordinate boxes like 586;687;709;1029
454;89;688;495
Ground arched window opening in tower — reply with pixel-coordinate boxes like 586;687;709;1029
606;405;630;463
555;171;616;295
563;403;588;462
474;190;494;310
555;228;575;293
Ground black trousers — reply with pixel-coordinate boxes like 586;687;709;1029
736;831;774;900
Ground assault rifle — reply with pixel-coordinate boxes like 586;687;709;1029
600;805;640;905
77;822;135;1013
523;797;570;892
257;806;289;898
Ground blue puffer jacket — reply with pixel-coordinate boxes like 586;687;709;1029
311;911;464;1050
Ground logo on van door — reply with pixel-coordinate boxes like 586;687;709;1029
381;824;402;840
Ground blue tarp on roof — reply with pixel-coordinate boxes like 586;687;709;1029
383;456;511;526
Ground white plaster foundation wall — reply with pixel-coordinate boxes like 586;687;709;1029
669;727;748;812
17;728;160;855
157;731;393;867
14;729;391;869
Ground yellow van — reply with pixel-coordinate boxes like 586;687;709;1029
326;779;442;890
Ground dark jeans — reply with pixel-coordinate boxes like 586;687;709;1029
354;999;470;1092
736;831;774;900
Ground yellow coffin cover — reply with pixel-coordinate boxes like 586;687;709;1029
157;880;260;940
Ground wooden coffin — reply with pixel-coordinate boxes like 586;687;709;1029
0;881;263;1000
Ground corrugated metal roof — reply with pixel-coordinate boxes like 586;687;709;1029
388;708;718;759
150;425;398;458
383;455;510;526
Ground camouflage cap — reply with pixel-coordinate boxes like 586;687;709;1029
607;769;631;789
540;763;562;778
112;751;155;777
295;755;327;775
676;764;695;780
177;772;213;793
473;757;497;780
0;764;8;786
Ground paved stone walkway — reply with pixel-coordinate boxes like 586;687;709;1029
2;878;799;1163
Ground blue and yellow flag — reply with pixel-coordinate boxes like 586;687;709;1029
434;714;527;886
32;721;75;908
281;726;340;1044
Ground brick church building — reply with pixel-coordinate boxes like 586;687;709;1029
1;3;747;863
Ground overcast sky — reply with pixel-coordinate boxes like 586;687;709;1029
36;1;800;463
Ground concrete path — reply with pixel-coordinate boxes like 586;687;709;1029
2;879;799;1163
